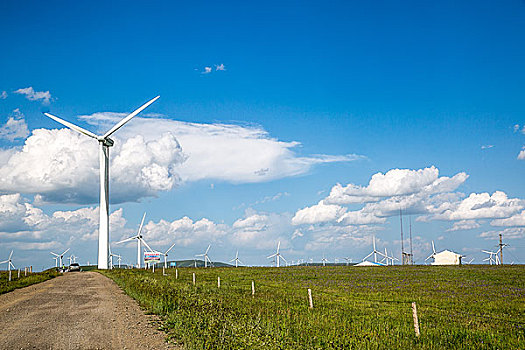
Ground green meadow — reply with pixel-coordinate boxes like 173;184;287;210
103;266;524;349
0;269;59;295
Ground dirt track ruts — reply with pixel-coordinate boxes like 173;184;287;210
0;271;178;350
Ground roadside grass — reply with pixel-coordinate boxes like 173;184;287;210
0;269;59;295
102;266;525;349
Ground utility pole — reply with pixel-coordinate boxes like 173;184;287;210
400;209;405;265
409;215;414;265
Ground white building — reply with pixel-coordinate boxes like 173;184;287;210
431;250;462;265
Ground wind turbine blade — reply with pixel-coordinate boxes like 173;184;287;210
61;248;70;256
432;241;436;254
0;260;8;264
8;250;13;260
195;254;205;257
44;113;99;139
481;250;493;254
102;96;160;138
137;212;147;236
165;243;176;255
205;245;211;254
277;241;281;253
280;256;287;263
116;236;136;244
139;238;154;252
267;253;277;259
50;252;60;257
9;262;15;269
237;259;243;265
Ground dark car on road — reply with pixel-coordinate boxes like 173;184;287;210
68;263;81;272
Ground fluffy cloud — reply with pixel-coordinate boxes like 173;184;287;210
479;227;525;240
0;194;127;246
139;216;228;249
14;87;51;104
325;167;467;204
81;113;361;184
215;64;226;71
0;109;29;141
292;201;346;225
447;220;481;232
491;210;525;227
0;128;184;204
429;191;523;221
518;147;525;160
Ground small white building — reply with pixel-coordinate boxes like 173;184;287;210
431;250;462;265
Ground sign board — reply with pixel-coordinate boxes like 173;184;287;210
144;251;161;263
169;261;177;267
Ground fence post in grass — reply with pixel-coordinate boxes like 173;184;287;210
308;288;314;309
252;281;255;297
218;276;221;288
18;269;20;279
24;267;27;276
411;302;420;337
193;272;196;286
152;264;155;273
176;268;178;279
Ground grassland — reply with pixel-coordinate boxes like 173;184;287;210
102;265;525;349
0;269;59;295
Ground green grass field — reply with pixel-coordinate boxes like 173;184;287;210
0;269;59;295
102;266;525;349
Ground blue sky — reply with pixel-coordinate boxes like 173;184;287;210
1;1;524;269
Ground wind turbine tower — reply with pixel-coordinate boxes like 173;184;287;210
44;96;160;269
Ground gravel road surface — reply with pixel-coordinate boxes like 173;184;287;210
0;271;178;350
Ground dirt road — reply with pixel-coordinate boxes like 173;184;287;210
0;271;177;349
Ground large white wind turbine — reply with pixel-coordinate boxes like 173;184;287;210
161;243;176;269
44;96;160;269
51;248;70;268
116;212;152;268
267;241;287;267
229;250;243;267
196;245;212;268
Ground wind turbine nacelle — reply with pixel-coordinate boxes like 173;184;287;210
99;137;114;147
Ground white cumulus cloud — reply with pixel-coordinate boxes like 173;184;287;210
14;87;52;104
0;109;30;141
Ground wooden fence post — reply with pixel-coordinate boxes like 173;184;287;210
308;288;314;309
412;302;420;337
218;276;221;288
251;281;255;297
176;268;178;279
193;272;196;286
18;269;20;279
30;266;32;273
24;267;27;276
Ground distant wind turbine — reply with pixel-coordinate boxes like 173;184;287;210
117;212;152;268
425;241;437;264
229;250;243;267
196;245;212;268
51;248;70;268
267;241;287;267
44;96;160;269
0;251;15;280
161;243;176;269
